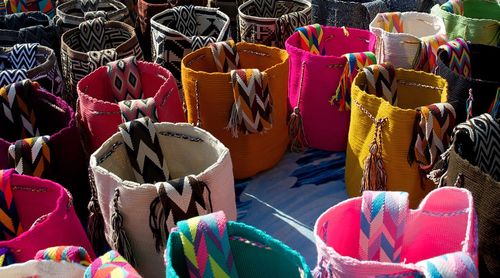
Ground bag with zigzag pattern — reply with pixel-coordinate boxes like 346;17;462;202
313;187;478;277
77;56;185;154
166;211;312;278
285;24;377;152
88;117;236;278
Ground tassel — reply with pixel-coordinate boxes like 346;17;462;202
289;107;307;152
466;88;473;121
226;102;241;138
87;167;107;255
427;147;451;187
110;188;136;266
149;196;167;253
360;118;388;192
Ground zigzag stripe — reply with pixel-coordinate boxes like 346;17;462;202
441;0;464;15
359;191;408;263
118;98;158;123
8;43;38;70
8;136;51;178
0;70;28;87
438;38;471;78
178;211;238;278
35;246;92;266
296;24;325;55
417;252;477;277
252;0;277;17
363;63;398;105
414;34;447;72
84;250;140;277
0;169;23;241
210;40;240;72
380;12;404;33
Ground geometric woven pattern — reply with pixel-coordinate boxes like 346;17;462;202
210;40;240;72
0;169;23;242
177;211;239;278
0;69;28;86
296;24;325;55
413;34;448;72
438;38;471;78
417;251;478;278
8;43;38;70
35;246;92;266
107;56;143;102
8;135;51;178
79;18;106;52
440;0;464;15
379;12;404;33
362;63;398;105
118;98;158;123
84;250;141;278
359;191;408;263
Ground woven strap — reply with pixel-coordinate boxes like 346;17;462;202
88;49;118;72
438;38;471;78
380;12;404;33
0;80;40;138
359;191;409;263
227;69;272;138
118;98;158;123
0;70;28;86
210;40;240;72
35;246;92;266
107;57;143;102
84;10;107;21
0;169;23;241
331;52;377;111
79;18;106;53
362;63;398;105
296;24;325;55
118;117;169;183
8;136;51;178
8;43;38;70
84;250;141;278
178;211;239;278
413;34;447;72
409;103;456;172
441;0;464;15
81;0;99;12
276;11;310;48
417;251;478;277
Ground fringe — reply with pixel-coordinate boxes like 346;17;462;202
360;118;388;192
226;102;241;138
110;188;136;266
149;195;167;253
289;107;307;152
87;167;106;255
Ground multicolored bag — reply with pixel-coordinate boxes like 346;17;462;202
238;0;311;48
436;38;500;123
0;246;140;277
89;117;237;277
181;41;289;178
314;187;478;277
0;44;63;97
54;0;131;34
60;18;143;108
370;12;447;72
285;25;377;152
346;64;453;207
77;57;185;153
431;0;500;46
0;12;58;51
166;211;312;278
151;5;231;88
0;80;90;222
0;0;56;17
0;170;95;266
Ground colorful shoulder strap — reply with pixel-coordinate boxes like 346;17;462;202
296;24;325;55
417;252;478;277
35;246;92;266
177;211;239;278
210;40;240;72
441;0;464;15
413;34;447;72
438;38;471;78
0;169;23;241
84;250;141;278
362;63;398;105
107;56;143;102
8;136;51;177
380;12;404;33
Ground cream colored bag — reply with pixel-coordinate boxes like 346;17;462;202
89;118;236;278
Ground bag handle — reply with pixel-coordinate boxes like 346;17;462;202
177;211;239;278
8;136;51;178
0;169;23;241
84;250;141;277
79;17;108;53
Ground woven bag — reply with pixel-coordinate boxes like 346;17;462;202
0;170;95;267
60;18;143;108
431;0;500;46
210;0;246;40
0;12;58;51
54;0;131;34
314;188;478;277
0;0;56;17
346;64;452;208
238;0;311;48
0;246;140;277
0;80;90;222
166;211;312;278
89;118;236;278
435;39;500;123
181;41;289;178
285;25;377;152
370;12;447;72
0;44;63;97
151;5;230;88
77;57;185;153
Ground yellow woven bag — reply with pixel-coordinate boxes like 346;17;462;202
346;66;449;207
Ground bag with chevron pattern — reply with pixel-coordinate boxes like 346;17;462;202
0;0;56;18
238;0;312;48
61;18;143;108
54;0;132;34
89;117;236;278
346;63;453;208
370;12;447;72
0;12;58;52
150;5;230;89
285;24;377;152
435;38;500;123
0;246;141;277
314;187;478;277
0;169;95;267
77;56;185;153
166;211;312;278
181;40;289;179
0;44;63;97
431;0;500;46
0;80;90;223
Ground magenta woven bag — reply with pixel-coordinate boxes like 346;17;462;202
314;187;478;277
0;169;94;265
285;25;376;151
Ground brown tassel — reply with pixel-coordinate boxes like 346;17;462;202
289;107;307;152
149;195;167;253
360;117;388;192
87;167;107;255
111;188;136;266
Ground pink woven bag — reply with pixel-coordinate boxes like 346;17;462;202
285;25;376;151
314;187;478;277
0;169;95;265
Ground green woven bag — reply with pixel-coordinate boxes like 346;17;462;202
166;211;312;278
